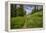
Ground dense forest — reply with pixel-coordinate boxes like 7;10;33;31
11;4;26;17
10;4;43;29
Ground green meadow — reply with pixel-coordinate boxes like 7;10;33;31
10;4;43;29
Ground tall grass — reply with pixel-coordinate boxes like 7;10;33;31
11;16;25;29
11;11;43;29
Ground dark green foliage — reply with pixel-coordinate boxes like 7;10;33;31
11;4;26;17
16;5;26;16
11;4;16;17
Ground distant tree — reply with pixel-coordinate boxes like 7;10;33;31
11;4;26;17
11;4;16;17
31;5;43;14
16;5;26;16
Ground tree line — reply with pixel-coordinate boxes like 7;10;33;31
11;4;43;17
11;4;26;17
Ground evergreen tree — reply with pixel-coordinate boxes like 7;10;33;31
11;4;16;17
16;5;26;16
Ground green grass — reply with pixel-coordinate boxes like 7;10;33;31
11;16;25;29
11;11;43;29
26;11;43;28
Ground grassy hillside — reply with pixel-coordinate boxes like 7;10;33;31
11;11;43;29
26;11;43;28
